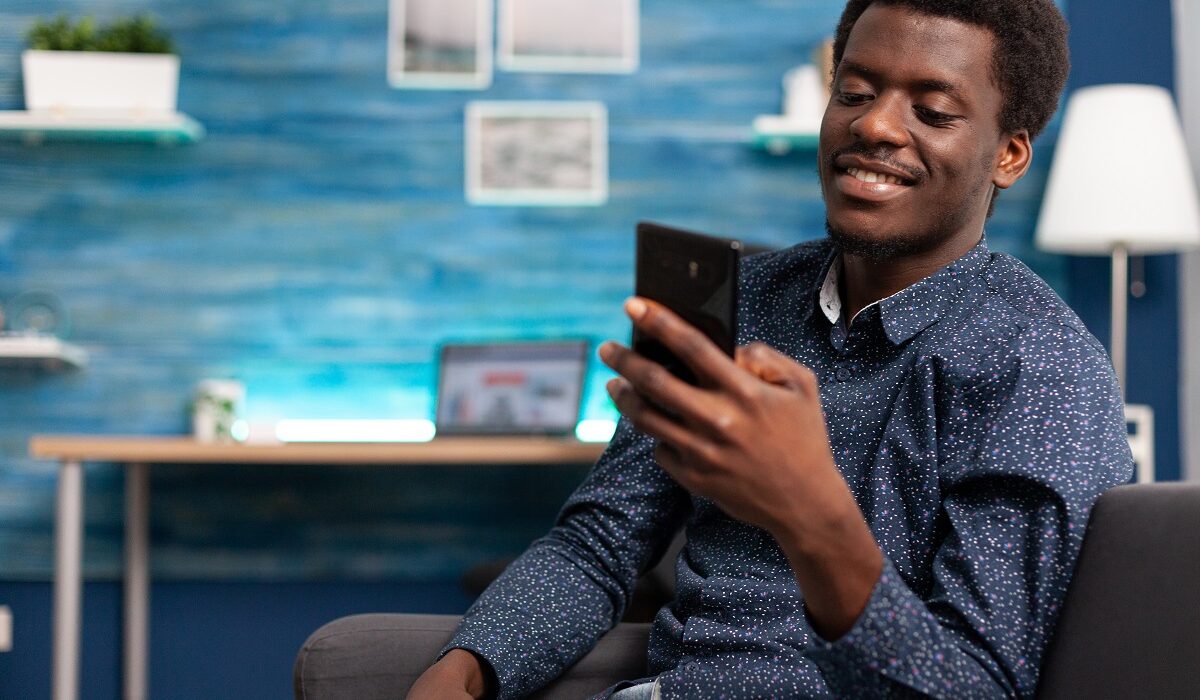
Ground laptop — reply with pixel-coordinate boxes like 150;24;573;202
434;340;590;437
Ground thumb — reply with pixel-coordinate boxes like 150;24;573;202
735;342;813;392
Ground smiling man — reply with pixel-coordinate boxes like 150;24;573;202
410;1;1132;698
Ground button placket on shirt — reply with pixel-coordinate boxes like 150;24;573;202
829;323;848;354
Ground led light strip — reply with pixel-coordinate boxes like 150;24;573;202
274;419;437;443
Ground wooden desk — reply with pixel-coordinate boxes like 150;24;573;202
30;435;607;700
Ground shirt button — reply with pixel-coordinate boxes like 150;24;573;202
836;367;852;382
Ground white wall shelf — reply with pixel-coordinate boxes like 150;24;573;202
0;334;87;371
0;111;204;145
751;115;819;155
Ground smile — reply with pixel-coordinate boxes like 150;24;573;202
846;167;906;185
835;167;914;203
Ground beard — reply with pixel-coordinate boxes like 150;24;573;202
823;181;993;262
824;219;938;262
824;183;992;262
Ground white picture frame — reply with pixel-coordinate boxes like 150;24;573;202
498;0;639;74
388;0;493;89
466;101;609;206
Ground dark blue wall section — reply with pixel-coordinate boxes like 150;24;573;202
0;580;471;700
1065;0;1181;481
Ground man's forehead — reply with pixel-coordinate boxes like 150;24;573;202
840;4;997;88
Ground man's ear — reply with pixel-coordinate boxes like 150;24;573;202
993;130;1032;190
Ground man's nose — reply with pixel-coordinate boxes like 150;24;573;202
850;94;911;148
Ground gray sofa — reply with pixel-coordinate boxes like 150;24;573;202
1035;482;1200;698
294;483;1200;699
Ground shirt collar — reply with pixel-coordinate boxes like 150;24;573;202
801;244;841;325
818;258;843;325
816;256;902;327
811;237;992;345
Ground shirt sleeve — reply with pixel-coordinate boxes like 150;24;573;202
804;322;1134;698
441;418;691;699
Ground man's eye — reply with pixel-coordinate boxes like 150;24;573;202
838;92;872;106
916;106;955;124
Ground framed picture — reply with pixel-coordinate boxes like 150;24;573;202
498;0;639;74
466;101;608;206
388;0;492;89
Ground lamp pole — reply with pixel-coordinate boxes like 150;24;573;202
1111;243;1128;402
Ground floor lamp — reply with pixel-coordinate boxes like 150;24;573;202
1036;84;1200;481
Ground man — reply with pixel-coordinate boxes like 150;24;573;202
411;0;1132;697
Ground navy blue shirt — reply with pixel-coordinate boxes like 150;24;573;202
446;238;1133;698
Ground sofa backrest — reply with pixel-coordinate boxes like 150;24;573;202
1037;483;1200;698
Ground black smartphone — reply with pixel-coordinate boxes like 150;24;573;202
633;221;741;385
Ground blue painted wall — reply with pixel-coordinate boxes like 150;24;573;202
0;0;1068;583
0;0;1182;696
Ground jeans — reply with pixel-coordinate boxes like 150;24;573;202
611;679;661;700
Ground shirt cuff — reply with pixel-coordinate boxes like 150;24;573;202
439;623;595;700
802;557;945;696
437;637;518;699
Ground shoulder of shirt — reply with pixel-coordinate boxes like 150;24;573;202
979;252;1105;351
928;251;1109;382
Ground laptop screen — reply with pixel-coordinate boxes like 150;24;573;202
435;341;589;436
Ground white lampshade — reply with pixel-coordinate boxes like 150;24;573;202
1036;84;1200;255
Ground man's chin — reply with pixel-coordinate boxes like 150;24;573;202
824;221;923;262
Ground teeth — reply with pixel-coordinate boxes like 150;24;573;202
847;167;903;185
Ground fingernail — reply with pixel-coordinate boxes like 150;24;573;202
606;378;622;397
625;297;647;320
598;342;614;361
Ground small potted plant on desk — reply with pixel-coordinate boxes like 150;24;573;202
22;14;179;117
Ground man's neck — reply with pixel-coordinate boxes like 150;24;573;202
838;233;982;323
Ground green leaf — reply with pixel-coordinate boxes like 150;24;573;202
26;14;175;54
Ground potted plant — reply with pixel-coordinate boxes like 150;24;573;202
22;15;180;116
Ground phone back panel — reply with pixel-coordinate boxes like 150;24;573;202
633;221;740;384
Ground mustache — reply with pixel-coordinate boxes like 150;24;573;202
827;143;926;184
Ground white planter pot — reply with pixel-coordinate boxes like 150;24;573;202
21;49;179;116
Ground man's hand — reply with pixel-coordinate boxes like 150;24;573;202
599;297;883;639
406;649;494;700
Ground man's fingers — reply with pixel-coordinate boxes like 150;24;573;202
627;297;745;389
605;379;718;491
654;441;683;472
600;341;707;419
605;377;703;451
600;340;745;439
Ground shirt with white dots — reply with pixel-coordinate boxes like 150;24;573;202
444;237;1134;699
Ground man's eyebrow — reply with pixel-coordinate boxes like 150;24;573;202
913;78;964;100
837;60;966;100
836;60;878;80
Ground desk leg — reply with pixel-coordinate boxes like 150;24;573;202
53;459;83;700
125;463;149;700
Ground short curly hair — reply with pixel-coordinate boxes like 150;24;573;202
832;0;1070;139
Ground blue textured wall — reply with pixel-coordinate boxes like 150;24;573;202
1;0;1068;583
